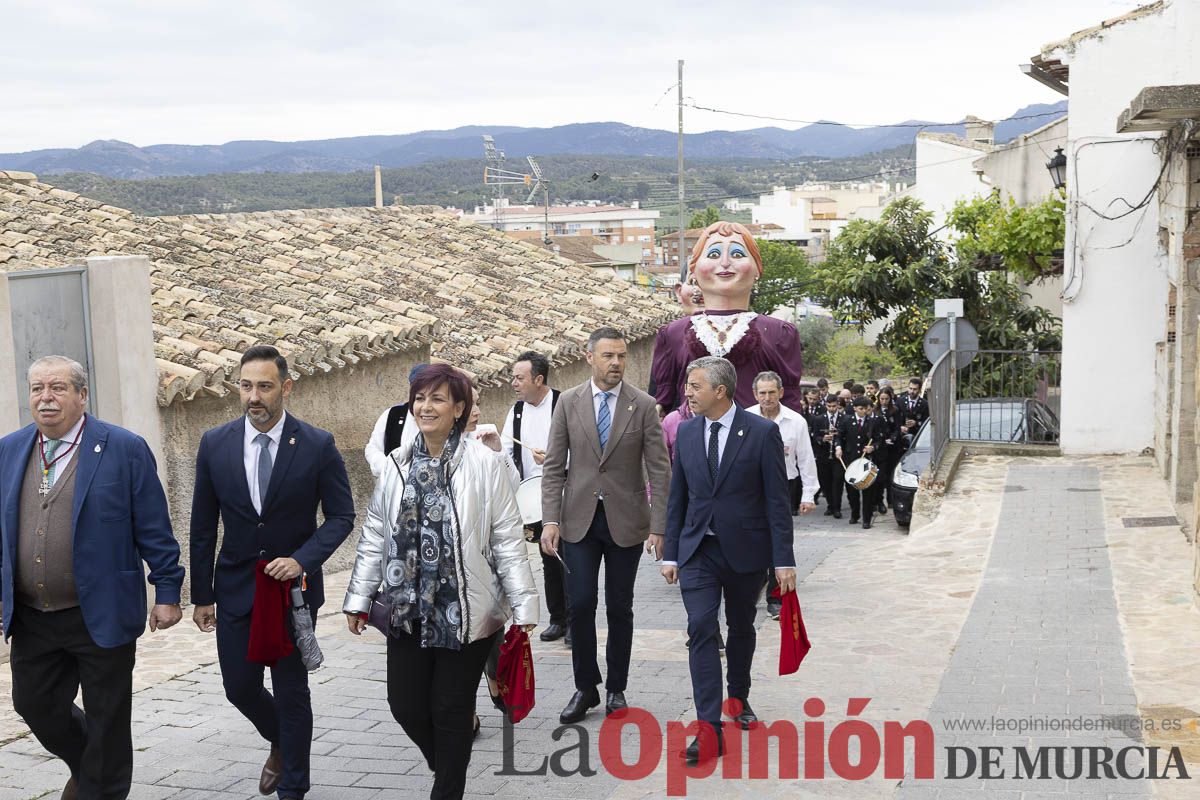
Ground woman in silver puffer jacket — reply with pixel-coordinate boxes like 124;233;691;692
344;364;538;800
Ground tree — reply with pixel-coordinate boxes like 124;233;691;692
947;191;1065;284
793;316;839;376
750;240;813;315
825;329;898;382
687;205;721;230
810;196;1061;374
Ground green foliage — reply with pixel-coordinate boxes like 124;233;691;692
688;206;721;229
750;240;813;315
793;316;839;376
947;191;1065;283
825;329;898;382
45;147;916;218
810;196;1061;374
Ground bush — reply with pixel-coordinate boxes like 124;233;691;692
795;316;838;376
824;329;898;382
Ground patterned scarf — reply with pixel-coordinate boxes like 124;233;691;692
384;427;464;650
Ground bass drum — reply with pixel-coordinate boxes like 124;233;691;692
843;457;879;490
515;476;543;526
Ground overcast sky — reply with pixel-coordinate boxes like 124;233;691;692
2;0;1140;152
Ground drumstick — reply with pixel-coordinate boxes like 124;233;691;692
507;435;543;451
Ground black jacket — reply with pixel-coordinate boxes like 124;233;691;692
836;414;884;463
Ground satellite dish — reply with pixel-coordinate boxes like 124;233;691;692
923;317;979;368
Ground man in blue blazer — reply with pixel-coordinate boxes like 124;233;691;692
662;356;796;765
190;345;354;800
0;355;184;800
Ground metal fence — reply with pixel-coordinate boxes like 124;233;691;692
927;349;1062;473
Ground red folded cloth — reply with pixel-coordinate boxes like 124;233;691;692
496;625;536;723
772;586;811;675
248;560;294;666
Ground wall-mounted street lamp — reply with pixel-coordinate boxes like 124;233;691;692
1046;147;1067;190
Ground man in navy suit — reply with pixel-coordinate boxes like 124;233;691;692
190;345;354;800
662;356;796;765
0;355;184;800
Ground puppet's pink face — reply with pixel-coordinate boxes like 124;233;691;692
692;232;758;300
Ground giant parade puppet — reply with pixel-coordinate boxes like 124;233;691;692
650;220;805;413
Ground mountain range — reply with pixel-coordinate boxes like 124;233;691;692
0;102;1066;180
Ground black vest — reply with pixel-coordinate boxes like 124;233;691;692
383;402;409;455
511;389;561;479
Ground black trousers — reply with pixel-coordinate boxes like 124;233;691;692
9;605;136;800
679;537;766;731
847;479;881;523
527;522;569;626
816;456;844;512
387;626;493;800
874;448;896;507
787;477;801;515
562;502;642;693
216;607;313;798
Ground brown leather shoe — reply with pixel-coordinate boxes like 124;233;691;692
259;746;283;795
61;777;78;800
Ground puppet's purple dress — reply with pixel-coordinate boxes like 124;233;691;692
651;309;805;412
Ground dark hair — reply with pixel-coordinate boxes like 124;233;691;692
408;363;474;429
851;384;865;395
587;327;625;351
515;350;550;383
842;379;855;390
824;393;840;404
241;345;289;382
866;380;879;389
877;386;895;406
852;396;871;408
816;378;829;389
909;376;922;386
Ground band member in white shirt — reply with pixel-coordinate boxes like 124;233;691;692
500;351;568;644
364;363;427;478
747;370;816;619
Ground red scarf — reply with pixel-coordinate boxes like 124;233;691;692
496;625;536;723
248;561;294;666
772;586;811;675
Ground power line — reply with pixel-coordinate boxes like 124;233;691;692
683;101;1067;130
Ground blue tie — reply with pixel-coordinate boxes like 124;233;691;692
255;433;273;510
597;392;612;450
707;421;722;483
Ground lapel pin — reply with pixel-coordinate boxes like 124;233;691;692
94;444;102;452
738;429;745;437
627;405;634;412
288;437;296;445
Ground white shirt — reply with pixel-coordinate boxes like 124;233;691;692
42;413;87;484
244;411;287;515
591;380;622;433
365;405;419;478
501;387;555;479
747;403;819;503
466;431;522;489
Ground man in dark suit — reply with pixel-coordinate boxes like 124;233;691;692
541;327;671;724
836;396;884;529
811;394;845;518
662;356;795;765
897;376;930;444
190;345;355;800
0;355;184;800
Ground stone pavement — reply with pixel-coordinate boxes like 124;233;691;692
1;455;1199;799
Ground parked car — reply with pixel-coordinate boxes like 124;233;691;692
890;399;1060;527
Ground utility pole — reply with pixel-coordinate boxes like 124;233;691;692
677;59;686;283
374;166;383;209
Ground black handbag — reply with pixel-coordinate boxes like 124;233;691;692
367;593;393;637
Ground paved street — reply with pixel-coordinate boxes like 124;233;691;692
0;455;1198;799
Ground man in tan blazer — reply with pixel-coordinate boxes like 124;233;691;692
541;326;671;724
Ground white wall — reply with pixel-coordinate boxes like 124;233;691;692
909;137;991;239
1050;1;1194;454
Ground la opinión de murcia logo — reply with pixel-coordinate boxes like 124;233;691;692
497;697;1192;796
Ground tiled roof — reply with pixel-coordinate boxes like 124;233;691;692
524;234;628;266
915;132;995;152
0;176;675;406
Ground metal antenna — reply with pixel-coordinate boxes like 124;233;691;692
483;149;553;244
482;135;507;229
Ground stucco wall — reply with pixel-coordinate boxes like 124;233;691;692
1050;0;1194;454
157;344;430;602
911;137;990;240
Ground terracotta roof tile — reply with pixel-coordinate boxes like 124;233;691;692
1;175;674;405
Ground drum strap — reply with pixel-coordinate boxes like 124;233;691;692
511;389;560;480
